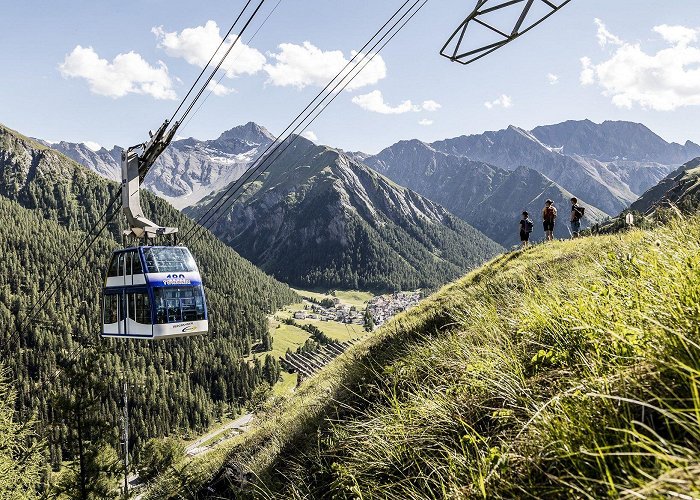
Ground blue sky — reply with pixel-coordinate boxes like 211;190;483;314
1;0;699;154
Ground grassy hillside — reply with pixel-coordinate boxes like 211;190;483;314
148;213;700;498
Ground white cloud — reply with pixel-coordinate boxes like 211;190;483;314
59;45;176;99
581;21;700;111
82;141;102;152
207;80;235;96
653;24;698;46
421;100;441;111
484;94;512;109
579;57;595;85
418;119;434;126
302;130;318;142
153;21;266;78
264;41;386;90
594;18;623;47
547;73;560;85
351;91;442;115
352;90;420;114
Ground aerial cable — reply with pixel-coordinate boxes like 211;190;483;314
179;0;284;134
183;0;426;246
187;1;427;248
176;0;267;127
8;2;268;353
1;188;123;352
182;0;417;242
4;0;274;430
168;0;257;124
181;0;420;243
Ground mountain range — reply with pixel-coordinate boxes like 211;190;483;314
41;122;274;209
365;139;607;246
184;136;503;291
428;121;699;215
41;118;700;274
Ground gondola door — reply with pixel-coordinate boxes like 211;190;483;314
124;289;154;338
103;291;125;336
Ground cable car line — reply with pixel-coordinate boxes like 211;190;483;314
13;0;424;395
168;0;258;125
99;1;270;340
187;2;427;248
179;0;284;135
5;1;272;352
183;0;427;247
174;0;267;129
181;0;418;243
24;1;270;342
7;1;431;486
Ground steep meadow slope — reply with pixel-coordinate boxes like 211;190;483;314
151;213;700;499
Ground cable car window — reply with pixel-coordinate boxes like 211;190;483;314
127;292;151;324
153;286;205;324
118;253;125;277
108;254;120;277
132;251;143;275
104;294;119;324
143;248;197;273
126;252;133;276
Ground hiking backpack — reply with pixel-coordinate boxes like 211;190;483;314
544;206;555;221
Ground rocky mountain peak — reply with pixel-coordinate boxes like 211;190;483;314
531;119;699;164
216;121;275;145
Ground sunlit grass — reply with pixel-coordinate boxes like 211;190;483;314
148;216;700;499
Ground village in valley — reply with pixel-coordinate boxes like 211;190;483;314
291;290;423;329
265;289;424;388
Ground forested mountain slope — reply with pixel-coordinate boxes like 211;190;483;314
0;123;297;483
367;139;607;246
630;157;700;214
185;136;503;292
151;211;700;499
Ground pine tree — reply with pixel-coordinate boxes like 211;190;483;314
0;367;43;499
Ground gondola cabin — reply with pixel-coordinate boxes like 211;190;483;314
102;246;208;339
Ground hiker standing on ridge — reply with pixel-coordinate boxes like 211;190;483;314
519;211;533;248
542;199;557;241
570;197;585;239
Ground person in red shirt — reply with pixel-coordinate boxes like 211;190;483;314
542;199;557;241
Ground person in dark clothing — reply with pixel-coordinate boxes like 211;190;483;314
542;199;557;241
519;211;533;248
570;197;585;238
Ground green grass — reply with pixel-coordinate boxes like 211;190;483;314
264;321;309;361
290;288;374;308
148;215;700;499
332;290;374;308
294;318;362;341
272;372;297;396
290;288;334;303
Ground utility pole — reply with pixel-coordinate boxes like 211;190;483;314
76;395;87;500
79;300;90;499
121;378;129;499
